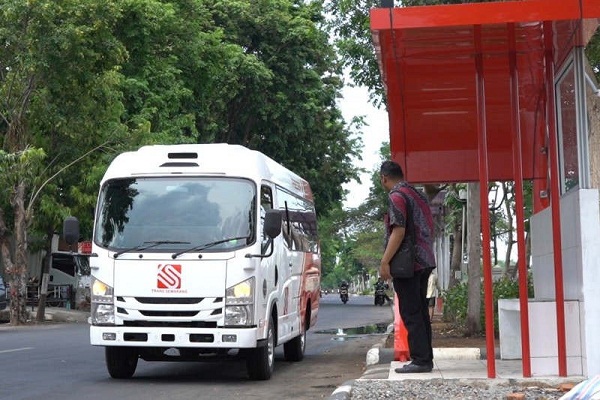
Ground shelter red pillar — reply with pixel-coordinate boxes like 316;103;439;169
544;21;567;377
508;23;532;378
474;25;496;379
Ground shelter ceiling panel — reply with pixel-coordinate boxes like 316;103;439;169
379;25;547;183
371;0;600;184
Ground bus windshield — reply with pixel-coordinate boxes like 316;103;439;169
94;177;256;252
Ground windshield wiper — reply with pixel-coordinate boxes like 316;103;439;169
171;236;250;259
113;240;191;258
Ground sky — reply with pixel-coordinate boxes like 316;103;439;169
337;83;518;261
338;84;389;209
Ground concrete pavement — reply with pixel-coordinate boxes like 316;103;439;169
329;329;584;400
0;306;89;326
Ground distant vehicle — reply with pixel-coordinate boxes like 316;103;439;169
340;287;349;304
374;280;391;306
374;286;386;306
49;252;90;289
0;275;7;311
63;143;321;381
47;252;90;306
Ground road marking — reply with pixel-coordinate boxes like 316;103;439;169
0;347;33;354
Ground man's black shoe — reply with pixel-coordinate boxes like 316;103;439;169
394;362;432;373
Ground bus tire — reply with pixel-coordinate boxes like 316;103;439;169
105;346;138;379
247;316;275;380
283;325;305;362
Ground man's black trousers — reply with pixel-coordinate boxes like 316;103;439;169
393;268;433;366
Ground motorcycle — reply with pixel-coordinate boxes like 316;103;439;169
339;287;349;304
374;286;386;306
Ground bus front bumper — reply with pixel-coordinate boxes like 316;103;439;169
90;325;260;348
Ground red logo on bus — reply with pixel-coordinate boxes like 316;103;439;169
157;264;182;289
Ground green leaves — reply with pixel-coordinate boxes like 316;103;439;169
0;0;366;296
0;148;46;190
325;0;385;108
586;30;600;81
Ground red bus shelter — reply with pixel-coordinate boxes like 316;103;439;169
370;0;600;378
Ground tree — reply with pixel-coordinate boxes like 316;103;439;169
199;0;363;213
488;183;508;266
443;184;467;288
318;206;345;286
319;142;388;287
465;182;482;335
0;149;46;323
325;0;385;107
124;0;363;270
0;0;127;324
1;0;365;325
586;30;600;80
110;0;362;213
492;180;535;279
500;182;514;271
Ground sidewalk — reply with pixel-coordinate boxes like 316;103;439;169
329;330;584;400
0;306;89;326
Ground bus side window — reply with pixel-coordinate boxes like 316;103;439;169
261;186;273;210
261;186;273;243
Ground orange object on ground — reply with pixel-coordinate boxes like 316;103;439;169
393;292;410;362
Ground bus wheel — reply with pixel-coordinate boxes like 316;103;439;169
283;324;305;362
247;316;275;380
105;347;138;379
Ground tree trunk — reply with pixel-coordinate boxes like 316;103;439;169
525;230;531;269
466;182;482;336
0;208;17;319
9;182;29;325
448;222;463;289
503;183;515;277
36;226;54;321
491;215;498;266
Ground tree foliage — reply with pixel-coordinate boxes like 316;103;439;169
319;142;390;287
0;0;362;323
326;0;600;106
327;0;599;325
586;30;600;80
325;0;384;107
0;0;131;323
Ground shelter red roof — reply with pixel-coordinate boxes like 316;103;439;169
370;0;600;183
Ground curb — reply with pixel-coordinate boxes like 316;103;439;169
434;346;481;360
0;308;89;326
329;326;488;400
328;327;391;399
329;380;355;400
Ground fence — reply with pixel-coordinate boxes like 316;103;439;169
6;284;74;310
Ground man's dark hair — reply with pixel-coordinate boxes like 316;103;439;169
380;160;404;179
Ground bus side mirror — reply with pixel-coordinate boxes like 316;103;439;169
263;210;282;239
63;216;80;246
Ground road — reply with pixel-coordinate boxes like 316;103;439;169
0;294;393;400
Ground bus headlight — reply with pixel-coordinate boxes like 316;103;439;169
91;277;114;325
91;304;115;325
225;277;255;326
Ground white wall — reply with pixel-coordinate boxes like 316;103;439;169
530;188;600;376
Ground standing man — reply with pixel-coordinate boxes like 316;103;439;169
426;270;440;321
379;160;436;373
